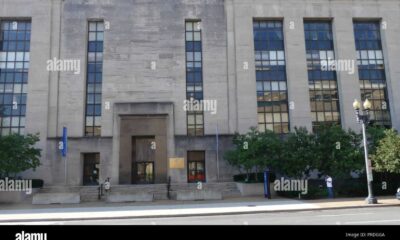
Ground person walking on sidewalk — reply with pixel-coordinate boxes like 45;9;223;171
325;175;334;199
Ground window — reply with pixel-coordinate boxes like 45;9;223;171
186;21;204;136
304;21;341;131
83;153;100;186
0;20;30;136
85;21;104;136
354;21;391;127
187;151;206;183
253;20;289;134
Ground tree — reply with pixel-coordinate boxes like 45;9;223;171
0;133;42;178
366;125;387;155
0;104;4;125
225;125;369;182
224;130;255;180
371;129;400;174
224;127;283;181
281;127;316;178
313;125;364;178
242;127;264;181
258;129;284;174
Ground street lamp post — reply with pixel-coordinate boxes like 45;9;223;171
353;99;378;204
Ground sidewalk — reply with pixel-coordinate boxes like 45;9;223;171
308;197;399;209
0;196;398;223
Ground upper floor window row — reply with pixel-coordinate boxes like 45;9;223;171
0;20;31;136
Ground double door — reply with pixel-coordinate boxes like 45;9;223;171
132;137;155;184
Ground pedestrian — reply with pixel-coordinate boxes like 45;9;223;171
325;175;334;199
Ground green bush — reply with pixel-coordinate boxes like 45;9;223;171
226;125;398;199
276;179;327;199
31;179;44;188
277;175;400;200
225;128;283;182
0;178;44;189
371;129;400;174
233;172;276;183
226;125;367;183
373;172;400;195
334;179;367;197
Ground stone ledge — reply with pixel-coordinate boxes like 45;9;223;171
32;193;80;204
236;182;277;197
106;193;154;203
0;189;39;203
176;190;223;201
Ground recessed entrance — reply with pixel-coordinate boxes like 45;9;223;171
119;115;168;184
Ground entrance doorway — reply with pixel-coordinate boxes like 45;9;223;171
83;153;100;186
132;137;155;184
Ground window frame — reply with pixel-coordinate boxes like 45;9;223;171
0;20;31;136
304;20;341;131
253;20;290;134
353;21;391;127
84;21;104;137
185;20;204;136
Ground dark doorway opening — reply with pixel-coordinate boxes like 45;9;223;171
83;153;100;186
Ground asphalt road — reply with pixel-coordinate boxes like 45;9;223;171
6;206;400;225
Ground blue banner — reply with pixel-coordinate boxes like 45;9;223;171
61;127;67;157
264;170;270;199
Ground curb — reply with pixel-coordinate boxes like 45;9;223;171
0;203;398;223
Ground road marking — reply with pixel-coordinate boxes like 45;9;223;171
317;213;373;217
345;219;400;224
